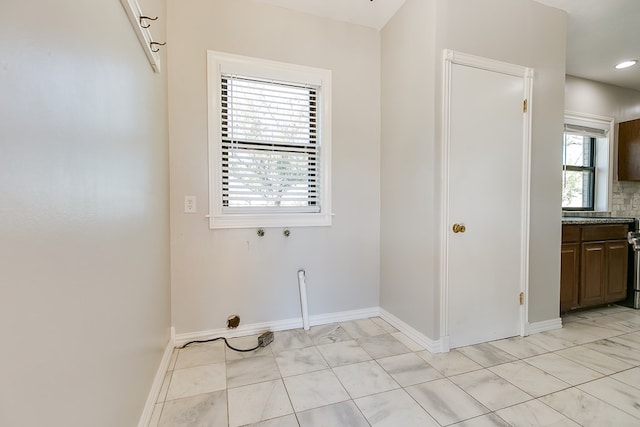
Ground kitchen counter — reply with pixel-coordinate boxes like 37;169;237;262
562;217;636;225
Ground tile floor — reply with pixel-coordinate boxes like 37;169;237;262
149;305;640;426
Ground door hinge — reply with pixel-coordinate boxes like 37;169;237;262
523;99;527;113
519;292;525;305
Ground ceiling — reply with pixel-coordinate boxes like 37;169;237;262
536;0;640;92
258;0;640;92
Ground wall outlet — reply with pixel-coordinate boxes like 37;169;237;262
184;196;197;213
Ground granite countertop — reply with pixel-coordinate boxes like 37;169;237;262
562;216;636;225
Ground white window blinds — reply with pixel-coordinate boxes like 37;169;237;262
220;74;320;213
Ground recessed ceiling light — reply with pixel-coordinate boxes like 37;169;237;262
615;60;638;69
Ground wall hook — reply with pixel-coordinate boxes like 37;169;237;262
150;41;166;52
139;15;158;28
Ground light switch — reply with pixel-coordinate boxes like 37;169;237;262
184;196;197;213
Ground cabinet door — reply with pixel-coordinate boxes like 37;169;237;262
560;243;580;312
618;118;640;181
606;240;628;302
581;242;606;307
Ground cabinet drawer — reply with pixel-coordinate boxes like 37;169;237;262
562;225;581;243
581;224;628;241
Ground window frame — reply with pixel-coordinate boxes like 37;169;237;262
562;134;596;211
562;111;615;213
207;51;332;229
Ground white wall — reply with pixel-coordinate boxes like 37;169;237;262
0;0;171;425
167;0;381;334
380;0;566;339
380;0;439;338
565;75;640;217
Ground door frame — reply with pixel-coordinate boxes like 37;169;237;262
439;49;534;352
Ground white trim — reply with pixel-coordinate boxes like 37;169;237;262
380;309;445;353
526;317;563;335
440;49;533;347
137;327;175;427
119;0;161;72
310;307;380;326
174;307;380;347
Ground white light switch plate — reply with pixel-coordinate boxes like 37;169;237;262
184;196;197;213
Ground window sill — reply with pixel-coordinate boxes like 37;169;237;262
208;212;333;229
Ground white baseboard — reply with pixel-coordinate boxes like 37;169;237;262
174;306;381;347
526;317;563;335
138;327;175;427
379;308;444;353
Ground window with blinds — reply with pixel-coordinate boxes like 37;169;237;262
561;113;614;212
221;75;320;212
207;51;332;229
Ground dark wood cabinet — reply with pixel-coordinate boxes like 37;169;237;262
618;118;640;181
560;223;629;313
560;243;580;311
606;240;629;302
580;242;606;306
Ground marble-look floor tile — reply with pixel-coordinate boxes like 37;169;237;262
175;341;225;370
406;378;489;425
416;349;483;377
275;346;328;377
583;338;640;365
578;377;640;419
271;329;314;354
611;366;640;389
225;334;274;361
524;353;603;386
555;345;634;375
545;322;621;345
226;355;280;388
297;400;369;427
340;318;386;339
166;363;226;400
522;331;574;352
575;314;638;333
316;340;371;367
541;387;640;426
333;360;400;399
159;390;228;427
245;414;299;427
495;399;579;427
391;332;424;351
356;334;411;359
283;369;350;412
370;317;398;333
608;333;640;351
307;324;351;346
451;413;510;427
355;389;440;427
488;336;548;359
457;343;517;367
489;360;570;397
227;379;293;427
449;369;532;411
377;353;442;387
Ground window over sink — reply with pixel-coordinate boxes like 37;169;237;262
562;112;614;212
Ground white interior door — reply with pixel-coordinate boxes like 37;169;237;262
444;54;531;349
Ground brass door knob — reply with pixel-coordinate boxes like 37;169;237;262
452;223;466;233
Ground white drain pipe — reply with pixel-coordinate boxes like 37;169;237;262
297;269;310;331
